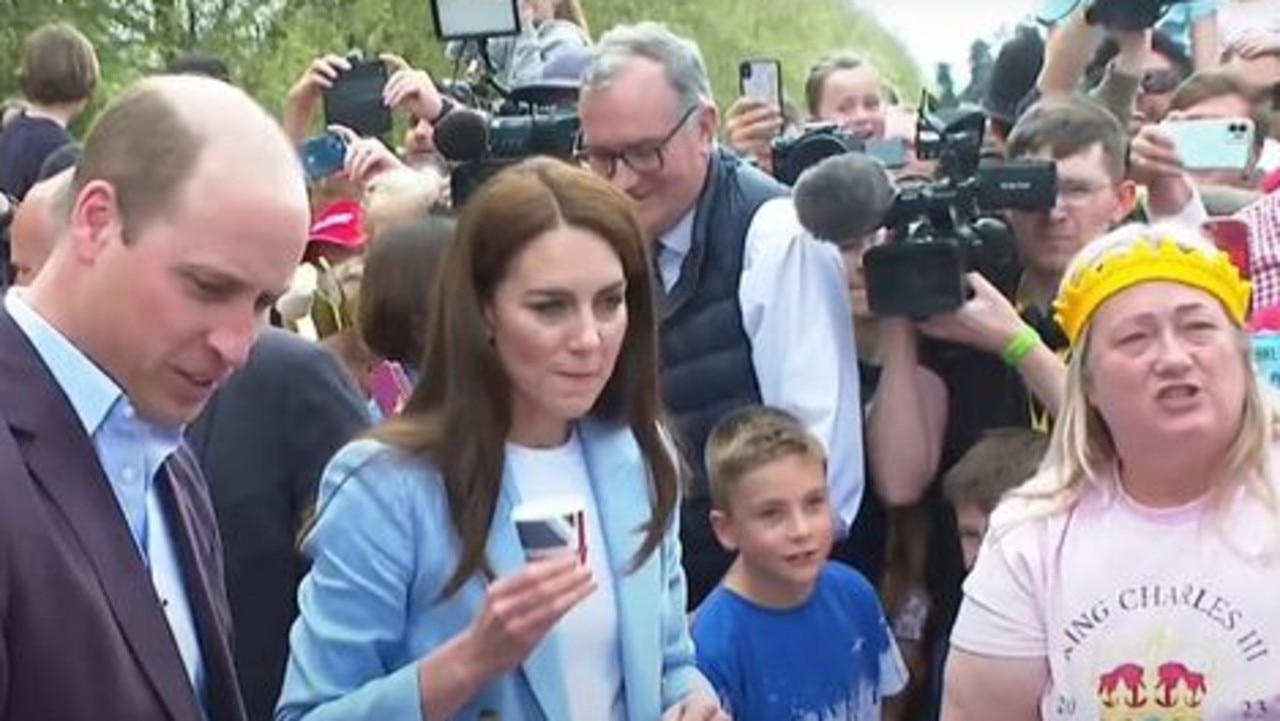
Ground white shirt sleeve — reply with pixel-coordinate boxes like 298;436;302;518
950;506;1050;658
737;197;865;533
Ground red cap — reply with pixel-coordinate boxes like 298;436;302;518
308;199;366;249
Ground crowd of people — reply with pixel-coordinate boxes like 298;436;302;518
3;0;1280;719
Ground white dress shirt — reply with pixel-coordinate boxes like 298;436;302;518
657;198;865;532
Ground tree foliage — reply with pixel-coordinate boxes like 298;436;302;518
1;0;923;128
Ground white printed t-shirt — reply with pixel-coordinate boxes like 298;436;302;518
951;464;1280;720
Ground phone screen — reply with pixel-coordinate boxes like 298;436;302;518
323;60;392;138
739;59;781;109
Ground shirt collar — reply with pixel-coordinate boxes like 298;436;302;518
657;207;696;258
5;288;121;437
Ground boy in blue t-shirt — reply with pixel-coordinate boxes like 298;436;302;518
693;405;907;721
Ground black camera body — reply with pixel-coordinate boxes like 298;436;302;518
1085;0;1190;31
862;106;1058;318
771;122;910;186
450;101;581;207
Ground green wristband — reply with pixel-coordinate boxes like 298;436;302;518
1001;325;1041;367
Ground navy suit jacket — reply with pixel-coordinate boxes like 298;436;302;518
0;309;246;721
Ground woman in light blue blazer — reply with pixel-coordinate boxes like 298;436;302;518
276;158;726;721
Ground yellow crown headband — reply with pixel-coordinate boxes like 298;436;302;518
1053;237;1251;346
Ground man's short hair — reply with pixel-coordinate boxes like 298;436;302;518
942;427;1049;514
1169;68;1272;157
165;51;232;84
71;80;203;240
584;22;712;112
18;23;99;105
705;405;826;511
804;52;878;118
1007;95;1129;181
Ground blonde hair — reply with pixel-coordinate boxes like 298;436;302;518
1008;222;1280;543
704;405;826;511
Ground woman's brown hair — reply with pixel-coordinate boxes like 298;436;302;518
373;157;676;598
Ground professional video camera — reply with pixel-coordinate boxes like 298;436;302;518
437;99;580;206
771;122;908;185
427;0;583;206
861;105;1058;318
1037;0;1191;31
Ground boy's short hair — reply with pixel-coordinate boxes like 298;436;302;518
1007;94;1128;182
942;428;1049;514
705;405;826;511
18;23;99;105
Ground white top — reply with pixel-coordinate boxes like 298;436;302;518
507;431;626;721
656;196;864;533
1219;0;1280;52
952;461;1280;720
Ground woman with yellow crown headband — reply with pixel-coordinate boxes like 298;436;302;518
941;221;1280;721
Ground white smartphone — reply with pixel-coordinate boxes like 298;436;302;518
738;59;782;109
1160;117;1255;171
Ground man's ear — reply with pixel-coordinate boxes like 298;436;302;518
709;508;738;552
1113;179;1139;223
67;180;125;264
696;102;720;146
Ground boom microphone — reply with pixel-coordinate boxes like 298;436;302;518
433;107;490;163
793;152;896;243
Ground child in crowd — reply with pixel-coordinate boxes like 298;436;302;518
942;427;1051;572
693;405;907;721
0;22;98;202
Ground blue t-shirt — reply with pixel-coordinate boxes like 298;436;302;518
692;563;908;721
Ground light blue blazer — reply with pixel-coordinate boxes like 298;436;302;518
275;418;709;721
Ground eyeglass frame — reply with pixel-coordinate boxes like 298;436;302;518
575;103;702;179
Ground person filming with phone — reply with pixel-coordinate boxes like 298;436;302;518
276;158;725;721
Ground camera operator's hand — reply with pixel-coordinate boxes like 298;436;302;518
724;96;783;171
283;54;353;143
915;272;1026;356
383;65;444;125
329;125;407;185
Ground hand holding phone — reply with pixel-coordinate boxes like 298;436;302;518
323;57;393;138
1159;117;1255;171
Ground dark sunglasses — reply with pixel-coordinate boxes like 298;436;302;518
1140;69;1183;95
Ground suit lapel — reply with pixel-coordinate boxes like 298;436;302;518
579;420;661;719
160;451;245;721
0;311;201;721
489;465;571;721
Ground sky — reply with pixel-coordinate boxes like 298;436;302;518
855;0;1041;85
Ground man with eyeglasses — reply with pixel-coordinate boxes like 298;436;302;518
576;22;862;610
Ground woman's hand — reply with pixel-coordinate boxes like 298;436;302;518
283;54;352;142
329;125;406;185
661;692;730;720
463;555;595;676
382;65;444;124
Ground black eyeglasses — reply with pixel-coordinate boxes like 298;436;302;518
576;104;700;179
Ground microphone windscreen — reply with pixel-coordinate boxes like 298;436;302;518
793;153;895;243
433;107;490;163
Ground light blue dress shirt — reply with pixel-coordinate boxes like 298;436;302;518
5;289;208;714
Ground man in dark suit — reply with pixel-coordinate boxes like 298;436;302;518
0;75;310;720
187;327;368;721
